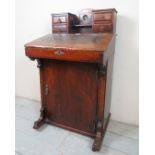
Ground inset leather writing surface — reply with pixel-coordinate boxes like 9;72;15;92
25;33;113;52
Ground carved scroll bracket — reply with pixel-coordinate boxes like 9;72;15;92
98;64;107;78
36;59;43;68
28;58;43;68
92;64;108;151
33;106;47;129
29;57;35;61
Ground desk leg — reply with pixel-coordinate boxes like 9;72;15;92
92;66;106;151
92;121;103;151
33;59;47;129
33;106;46;129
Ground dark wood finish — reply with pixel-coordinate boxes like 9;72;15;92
53;15;67;23
33;106;46;129
92;9;117;34
25;8;117;151
52;13;79;33
93;23;113;33
25;33;113;63
51;8;117;34
52;25;67;33
93;12;112;21
43;60;98;135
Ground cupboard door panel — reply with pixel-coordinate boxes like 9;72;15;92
42;60;98;134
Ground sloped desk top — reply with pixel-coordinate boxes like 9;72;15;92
25;33;115;63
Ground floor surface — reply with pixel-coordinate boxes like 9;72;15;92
15;97;139;155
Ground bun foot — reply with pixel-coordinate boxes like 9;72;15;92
92;141;101;151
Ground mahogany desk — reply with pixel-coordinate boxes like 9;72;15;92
25;8;117;151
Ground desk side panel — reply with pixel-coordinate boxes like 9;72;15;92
103;36;116;123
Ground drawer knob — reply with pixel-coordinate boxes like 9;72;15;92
58;18;62;23
54;50;64;55
100;26;104;32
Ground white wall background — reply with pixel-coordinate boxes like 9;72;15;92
15;0;139;125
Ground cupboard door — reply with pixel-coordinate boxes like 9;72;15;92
42;60;98;134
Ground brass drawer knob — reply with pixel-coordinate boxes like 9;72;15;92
54;50;64;55
58;18;62;23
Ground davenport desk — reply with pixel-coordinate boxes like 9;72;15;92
25;8;117;151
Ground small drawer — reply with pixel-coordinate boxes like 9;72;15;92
53;25;67;33
93;12;112;21
53;15;67;23
93;24;112;33
26;47;103;63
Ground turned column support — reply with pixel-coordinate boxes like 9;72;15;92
29;58;47;129
28;57;43;68
92;64;107;151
